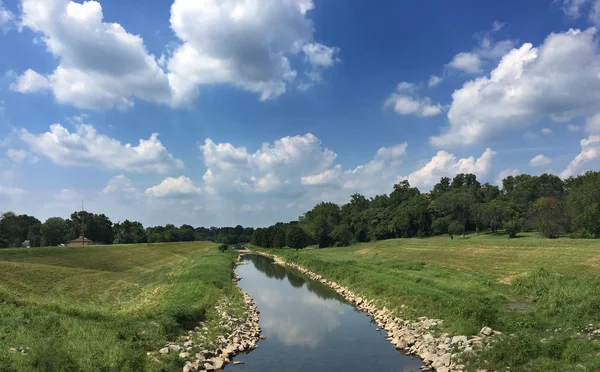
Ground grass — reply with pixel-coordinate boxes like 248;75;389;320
0;242;239;372
262;232;600;371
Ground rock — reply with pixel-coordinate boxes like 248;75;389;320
179;352;189;359
169;345;182;352
451;335;467;345
184;340;194;347
213;357;226;369
159;347;169;354
233;361;244;365
183;362;197;372
480;327;493;336
204;362;215;371
259;335;266;340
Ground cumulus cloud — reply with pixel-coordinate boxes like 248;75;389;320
560;135;600;178
13;0;338;109
166;0;339;105
406;148;496;188
530;154;552;167
560;0;600;26
384;82;443;117
145;176;201;197
103;174;135;194
20;123;183;173
428;75;443;87
200;133;336;195
0;0;14;31
13;0;172;110
585;112;600;133
432;28;600;147
449;52;482;73
6;148;38;163
497;168;520;185
541;128;553;135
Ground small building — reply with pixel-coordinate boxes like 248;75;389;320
69;236;93;246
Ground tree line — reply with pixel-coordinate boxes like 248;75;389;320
252;171;600;249
0;210;254;248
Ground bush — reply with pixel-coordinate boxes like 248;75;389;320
218;243;229;252
504;218;522;238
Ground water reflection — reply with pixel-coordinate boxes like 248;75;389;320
231;254;423;372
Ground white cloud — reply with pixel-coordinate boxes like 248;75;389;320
497;168;520;185
432;28;600;147
560;135;600;178
562;0;589;18
406;148;496;188
449;52;482;73
14;0;338;109
530;154;552;167
428;75;443;87
103;174;135;194
0;0;13;31
492;21;505;32
384;83;443;117
145;176;201;198
13;0;172;110
568;124;582;132
0;186;25;198
560;0;600;25
541;128;553;135
301;165;342;185
166;0;338;105
302;43;340;67
585;112;600;133
200;133;336;195
20;123;183;173
6;148;38;163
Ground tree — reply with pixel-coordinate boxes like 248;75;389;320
41;217;69;246
286;225;309;250
482;199;509;233
504;218;523;238
272;227;287;248
331;224;353;246
448;221;463;239
566;171;600;237
531;197;568;239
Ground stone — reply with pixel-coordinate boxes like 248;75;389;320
480;327;493;336
179;352;189;359
213;357;226;369
159;347;169;354
184;340;194;347
451;336;467;345
259;335;266;340
233;361;244;365
183;362;197;372
169;345;182;352
204;362;215;371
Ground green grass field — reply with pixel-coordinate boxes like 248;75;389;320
266;233;600;371
0;242;239;372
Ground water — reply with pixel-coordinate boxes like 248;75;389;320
227;254;423;371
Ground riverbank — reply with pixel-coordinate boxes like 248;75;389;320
258;251;492;372
0;242;246;371
258;234;600;371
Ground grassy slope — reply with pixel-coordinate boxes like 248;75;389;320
0;242;238;372
267;233;600;371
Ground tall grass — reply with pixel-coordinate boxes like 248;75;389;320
0;242;238;371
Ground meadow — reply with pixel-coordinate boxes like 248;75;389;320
0;242;239;372
267;233;600;371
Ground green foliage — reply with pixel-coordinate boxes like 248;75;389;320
566;171;600;238
504;218;523;238
331;224;353;246
448;220;463;239
218;243;229;252
286;225;310;250
531;197;568;239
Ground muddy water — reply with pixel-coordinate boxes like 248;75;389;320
227;254;423;371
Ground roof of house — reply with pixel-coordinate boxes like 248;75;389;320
70;236;93;242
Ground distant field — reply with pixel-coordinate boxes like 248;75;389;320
0;242;237;371
268;233;600;371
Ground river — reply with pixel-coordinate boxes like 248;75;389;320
226;254;424;371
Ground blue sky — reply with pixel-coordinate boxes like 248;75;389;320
1;0;600;227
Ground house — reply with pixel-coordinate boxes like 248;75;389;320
69;236;93;246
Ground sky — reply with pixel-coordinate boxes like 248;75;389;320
1;0;600;227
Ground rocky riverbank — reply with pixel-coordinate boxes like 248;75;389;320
151;262;262;371
260;252;501;372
